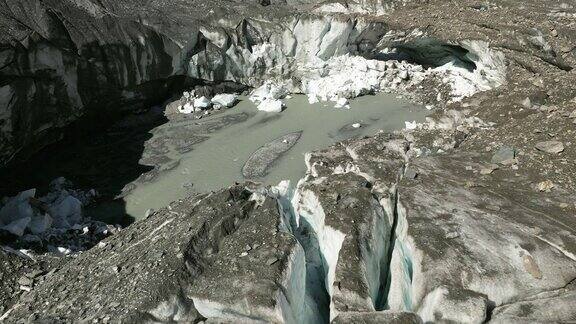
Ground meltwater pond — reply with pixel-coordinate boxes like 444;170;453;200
123;93;429;219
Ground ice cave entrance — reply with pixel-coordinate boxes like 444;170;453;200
122;93;429;219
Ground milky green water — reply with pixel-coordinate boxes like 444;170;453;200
124;93;429;219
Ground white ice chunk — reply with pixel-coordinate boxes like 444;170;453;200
0;189;36;226
178;102;195;114
257;99;285;113
405;121;418;130
194;96;212;109
1;217;31;236
211;94;238;108
334;97;349;108
49;193;82;228
250;82;290;104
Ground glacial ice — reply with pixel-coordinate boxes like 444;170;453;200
48;194;82;228
250;82;290;102
0;178;94;236
434;41;506;101
249;82;290;112
211;94;238;108
293;188;346;321
178;102;195;114
385;198;415;312
185;17;506;112
1;217;31;237
249;41;505;111
193;96;212;109
28;214;53;235
302;55;389;105
0;189;35;224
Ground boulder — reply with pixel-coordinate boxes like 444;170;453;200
491;146;516;164
535;141;565;154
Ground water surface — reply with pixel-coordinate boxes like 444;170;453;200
124;93;429;219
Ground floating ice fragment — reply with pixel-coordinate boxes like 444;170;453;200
334;97;349;108
405;121;418;130
257;98;285;113
211;94;238;108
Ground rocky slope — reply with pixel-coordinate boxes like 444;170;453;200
1;0;576;323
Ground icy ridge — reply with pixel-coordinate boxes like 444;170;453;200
385;196;416;311
292;186;346;321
